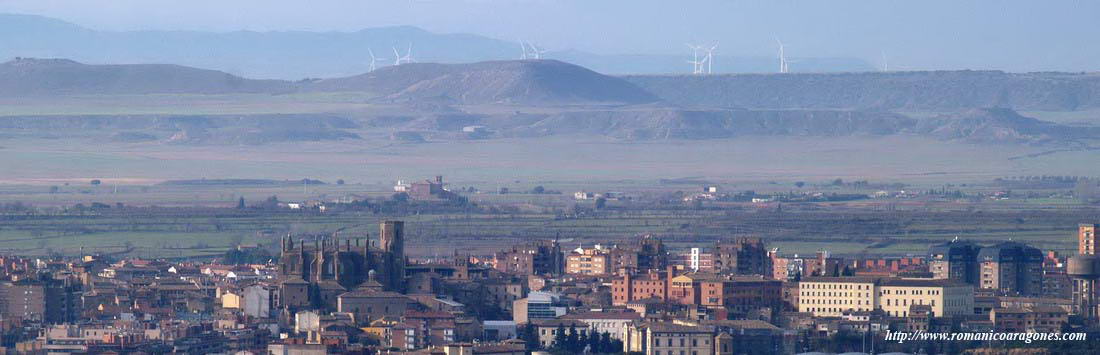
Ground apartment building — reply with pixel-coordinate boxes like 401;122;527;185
623;323;717;355
566;246;612;276
798;277;976;318
878;278;974;317
797;277;879;317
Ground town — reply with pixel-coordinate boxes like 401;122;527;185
2;2;1099;354
0;219;1094;354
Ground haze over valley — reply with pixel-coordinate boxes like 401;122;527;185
1;54;1100;185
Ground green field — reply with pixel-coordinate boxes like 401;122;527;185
2;94;1099;260
4;134;1100;189
0;195;1092;259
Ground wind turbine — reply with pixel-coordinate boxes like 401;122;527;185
368;49;386;72
880;50;889;72
686;43;705;75
405;43;415;63
392;43;414;65
775;38;790;73
703;42;719;74
524;41;547;59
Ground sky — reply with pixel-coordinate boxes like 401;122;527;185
1;0;1097;72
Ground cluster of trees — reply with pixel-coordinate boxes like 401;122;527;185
547;324;622;354
529;186;562;195
70;202;125;210
1075;179;1100;203
0;201;34;212
519;324;623;354
333;193;475;214
998;175;1090;183
222;247;275;265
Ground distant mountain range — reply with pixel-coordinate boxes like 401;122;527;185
0;13;874;79
0;57;654;105
1;56;1098;146
5;57;1100;112
0;58;291;96
308;60;657;105
625;71;1100;111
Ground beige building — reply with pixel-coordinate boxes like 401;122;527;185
623;322;717;355
798;277;976;318
530;319;589;349
878;278;974;317
221;292;242;309
560;311;641;341
566;246;612;276
336;289;411;325
798;277;879;317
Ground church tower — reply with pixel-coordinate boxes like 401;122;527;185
380;221;405;292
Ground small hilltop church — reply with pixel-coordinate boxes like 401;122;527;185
276;220;406;311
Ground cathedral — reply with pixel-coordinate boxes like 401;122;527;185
277;220;406;311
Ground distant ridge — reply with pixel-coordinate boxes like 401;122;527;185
0;57;292;96
0;13;873;78
308;60;659;105
624;71;1100;111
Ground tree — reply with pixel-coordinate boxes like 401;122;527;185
603;333;623;354
49;186;60;194
259;195;280;209
587;330;601;353
552;324;568;350
1076;179;1098;203
237;197;246;209
795;181;806;188
336;179;345;185
594;197;607;209
532;185;545;194
565;325;579;352
519;324;540;350
90;179;102;186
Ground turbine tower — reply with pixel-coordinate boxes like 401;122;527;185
775;38;790;73
392;43;414;66
686;43;705;75
524;41;547;59
880;50;889;72
368;49;385;72
704;42;719;74
519;40;528;60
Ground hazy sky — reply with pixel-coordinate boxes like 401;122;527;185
2;0;1097;71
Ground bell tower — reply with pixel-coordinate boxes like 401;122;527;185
380;221;405;292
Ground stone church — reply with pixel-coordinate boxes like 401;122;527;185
277;221;406;311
